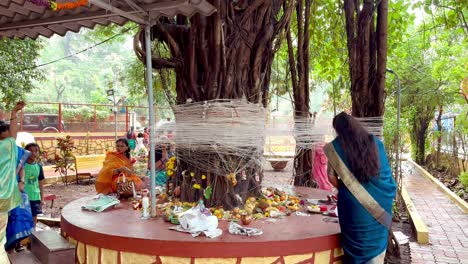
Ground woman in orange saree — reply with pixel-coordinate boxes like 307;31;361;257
95;138;142;195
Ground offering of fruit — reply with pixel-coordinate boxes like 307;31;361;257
307;205;321;213
307;205;327;213
241;214;252;225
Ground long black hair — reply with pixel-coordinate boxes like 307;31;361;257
332;112;380;181
116;138;131;160
0;120;9;133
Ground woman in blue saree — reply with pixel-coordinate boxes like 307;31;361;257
0;101;26;261
5;146;34;252
325;112;396;264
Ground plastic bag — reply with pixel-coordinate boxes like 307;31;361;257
169;203;222;238
178;207;218;233
81;195;120;212
228;221;262;236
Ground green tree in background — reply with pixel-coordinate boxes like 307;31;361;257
0;38;43;108
386;0;467;165
29;25;138;104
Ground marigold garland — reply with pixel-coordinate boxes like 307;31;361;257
29;0;88;11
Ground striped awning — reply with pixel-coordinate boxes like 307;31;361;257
0;0;216;39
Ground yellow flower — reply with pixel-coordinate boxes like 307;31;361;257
201;174;207;180
190;172;195;177
193;183;201;189
169;157;176;162
167;163;174;170
226;173;237;186
167;170;174;176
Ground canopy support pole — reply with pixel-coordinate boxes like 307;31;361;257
144;22;157;217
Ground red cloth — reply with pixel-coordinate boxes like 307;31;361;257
312;144;333;191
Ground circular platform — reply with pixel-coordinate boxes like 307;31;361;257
61;187;343;264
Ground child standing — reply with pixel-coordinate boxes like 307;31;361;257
23;143;45;224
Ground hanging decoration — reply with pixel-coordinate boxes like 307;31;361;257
29;0;88;11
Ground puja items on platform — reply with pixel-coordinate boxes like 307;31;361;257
228;221;262;236
167;200;222;238
129;186;338;227
157;187;304;225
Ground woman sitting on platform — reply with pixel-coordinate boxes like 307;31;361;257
95;138;142;195
147;142;170;187
324;112;396;264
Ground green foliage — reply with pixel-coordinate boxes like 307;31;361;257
24;104;110;121
29;27;138;104
385;0;467;164
459;171;468;188
0;38;44;108
24;104;58;114
304;0;414;114
53;135;76;186
455;110;468;135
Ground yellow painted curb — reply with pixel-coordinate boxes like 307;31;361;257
401;187;429;244
44;175;76;185
408;159;468;214
44;174;95;185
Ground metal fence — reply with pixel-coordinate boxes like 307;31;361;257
0;102;173;134
1;102;298;153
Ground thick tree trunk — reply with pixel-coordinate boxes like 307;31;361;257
344;2;397;256
343;0;388;117
287;0;315;187
411;106;434;165
134;0;295;209
435;104;443;168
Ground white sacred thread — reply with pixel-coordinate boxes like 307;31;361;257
172;99;267;176
155;100;384;177
265;115;384;151
355;116;384;141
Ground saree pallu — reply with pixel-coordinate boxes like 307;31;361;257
16;147;30;176
0;212;8;263
5;147;34;251
5;192;34;251
328;138;396;264
95;152;142;194
0;138;21;213
0;139;21;260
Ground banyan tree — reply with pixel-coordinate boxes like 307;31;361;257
344;0;388;118
134;1;295;209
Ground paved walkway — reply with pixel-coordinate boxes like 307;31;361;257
403;161;468;264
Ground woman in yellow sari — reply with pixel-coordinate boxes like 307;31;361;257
95;138;143;195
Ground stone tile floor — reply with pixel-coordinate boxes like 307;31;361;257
403;161;468;264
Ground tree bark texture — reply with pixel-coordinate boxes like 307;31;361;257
435;104;443;168
411;105;435;165
286;0;315;187
343;0;388;117
134;0;295;209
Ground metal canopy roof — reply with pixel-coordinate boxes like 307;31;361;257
0;0;216;39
